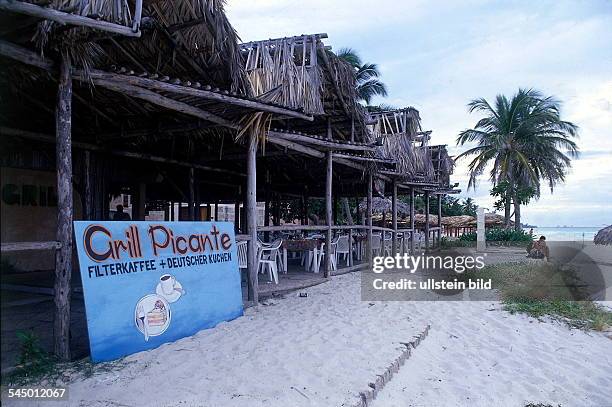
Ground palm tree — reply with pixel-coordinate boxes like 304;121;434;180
336;48;388;104
456;88;579;230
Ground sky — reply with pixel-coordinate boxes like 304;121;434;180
226;0;612;227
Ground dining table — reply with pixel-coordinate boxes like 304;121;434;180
281;238;322;273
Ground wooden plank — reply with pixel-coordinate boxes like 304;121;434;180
54;50;73;361
246;131;259;304
0;0;141;37
1;241;61;252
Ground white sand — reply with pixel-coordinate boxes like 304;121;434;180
12;265;612;407
18;272;425;407
373;301;612;407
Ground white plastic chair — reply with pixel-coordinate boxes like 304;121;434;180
316;236;340;271
336;235;351;266
371;233;382;257
237;241;248;270
258;240;282;284
383;232;393;256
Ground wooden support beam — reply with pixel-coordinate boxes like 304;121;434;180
367;173;373;266
410;188;415;254
1;241;61;252
324;150;333;278
246;131;259;303
425;192;430;251
0;0;141;37
268;130;375;151
267;136;325;158
85;71;313;121
93;79;238;129
392;179;397;256
188;168;195;221
54;50;73;361
0;127;246;177
438;193;443;247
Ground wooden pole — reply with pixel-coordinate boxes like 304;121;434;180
188;168;195;221
392;180;397;256
234;187;240;234
53;49;73;361
438;194;443;248
425;192;430;251
246;131;259;303
83;150;92;220
325;150;333;277
410;188;415;254
366;173;373;266
0;0;142;38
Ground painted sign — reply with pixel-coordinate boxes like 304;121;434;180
73;221;243;362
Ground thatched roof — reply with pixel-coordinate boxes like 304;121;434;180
2;0;250;93
594;225;612;245
359;197;410;216
239;34;369;142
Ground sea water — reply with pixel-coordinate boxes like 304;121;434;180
530;227;601;242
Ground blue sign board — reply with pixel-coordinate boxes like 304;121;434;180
73;221;243;362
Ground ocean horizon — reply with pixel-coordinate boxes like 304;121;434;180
530;226;603;242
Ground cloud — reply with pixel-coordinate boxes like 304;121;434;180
226;0;612;226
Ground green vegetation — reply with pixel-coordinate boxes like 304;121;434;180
461;262;611;331
458;228;533;244
3;331;58;385
336;48;388;104
456;88;579;230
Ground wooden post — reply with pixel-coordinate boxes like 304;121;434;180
438;194;443;248
366;173;373;266
392;180;397;256
206;203;212;221
83;150;92;220
246;131;259;303
348;226;354;266
215;201;219;221
54;49;73;361
264;170;270;241
188;168;195;221
425;192;430;251
324;150;333;277
410;188;415;254
234;187;240;234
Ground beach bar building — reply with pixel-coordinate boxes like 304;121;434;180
0;0;457;366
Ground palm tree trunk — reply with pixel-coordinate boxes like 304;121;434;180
341;198;354;225
504;196;511;229
513;192;521;231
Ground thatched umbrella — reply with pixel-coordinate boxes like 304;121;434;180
359;197;410;216
594;225;612;245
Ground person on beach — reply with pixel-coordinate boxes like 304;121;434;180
528;235;549;261
113;204;131;221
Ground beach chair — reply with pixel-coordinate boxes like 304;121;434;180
383;232;393;256
257;240;282;284
336;235;351;266
371;233;382;257
316;236;340;272
237;241;248;284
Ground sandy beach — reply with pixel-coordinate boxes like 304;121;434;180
10;258;611;407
